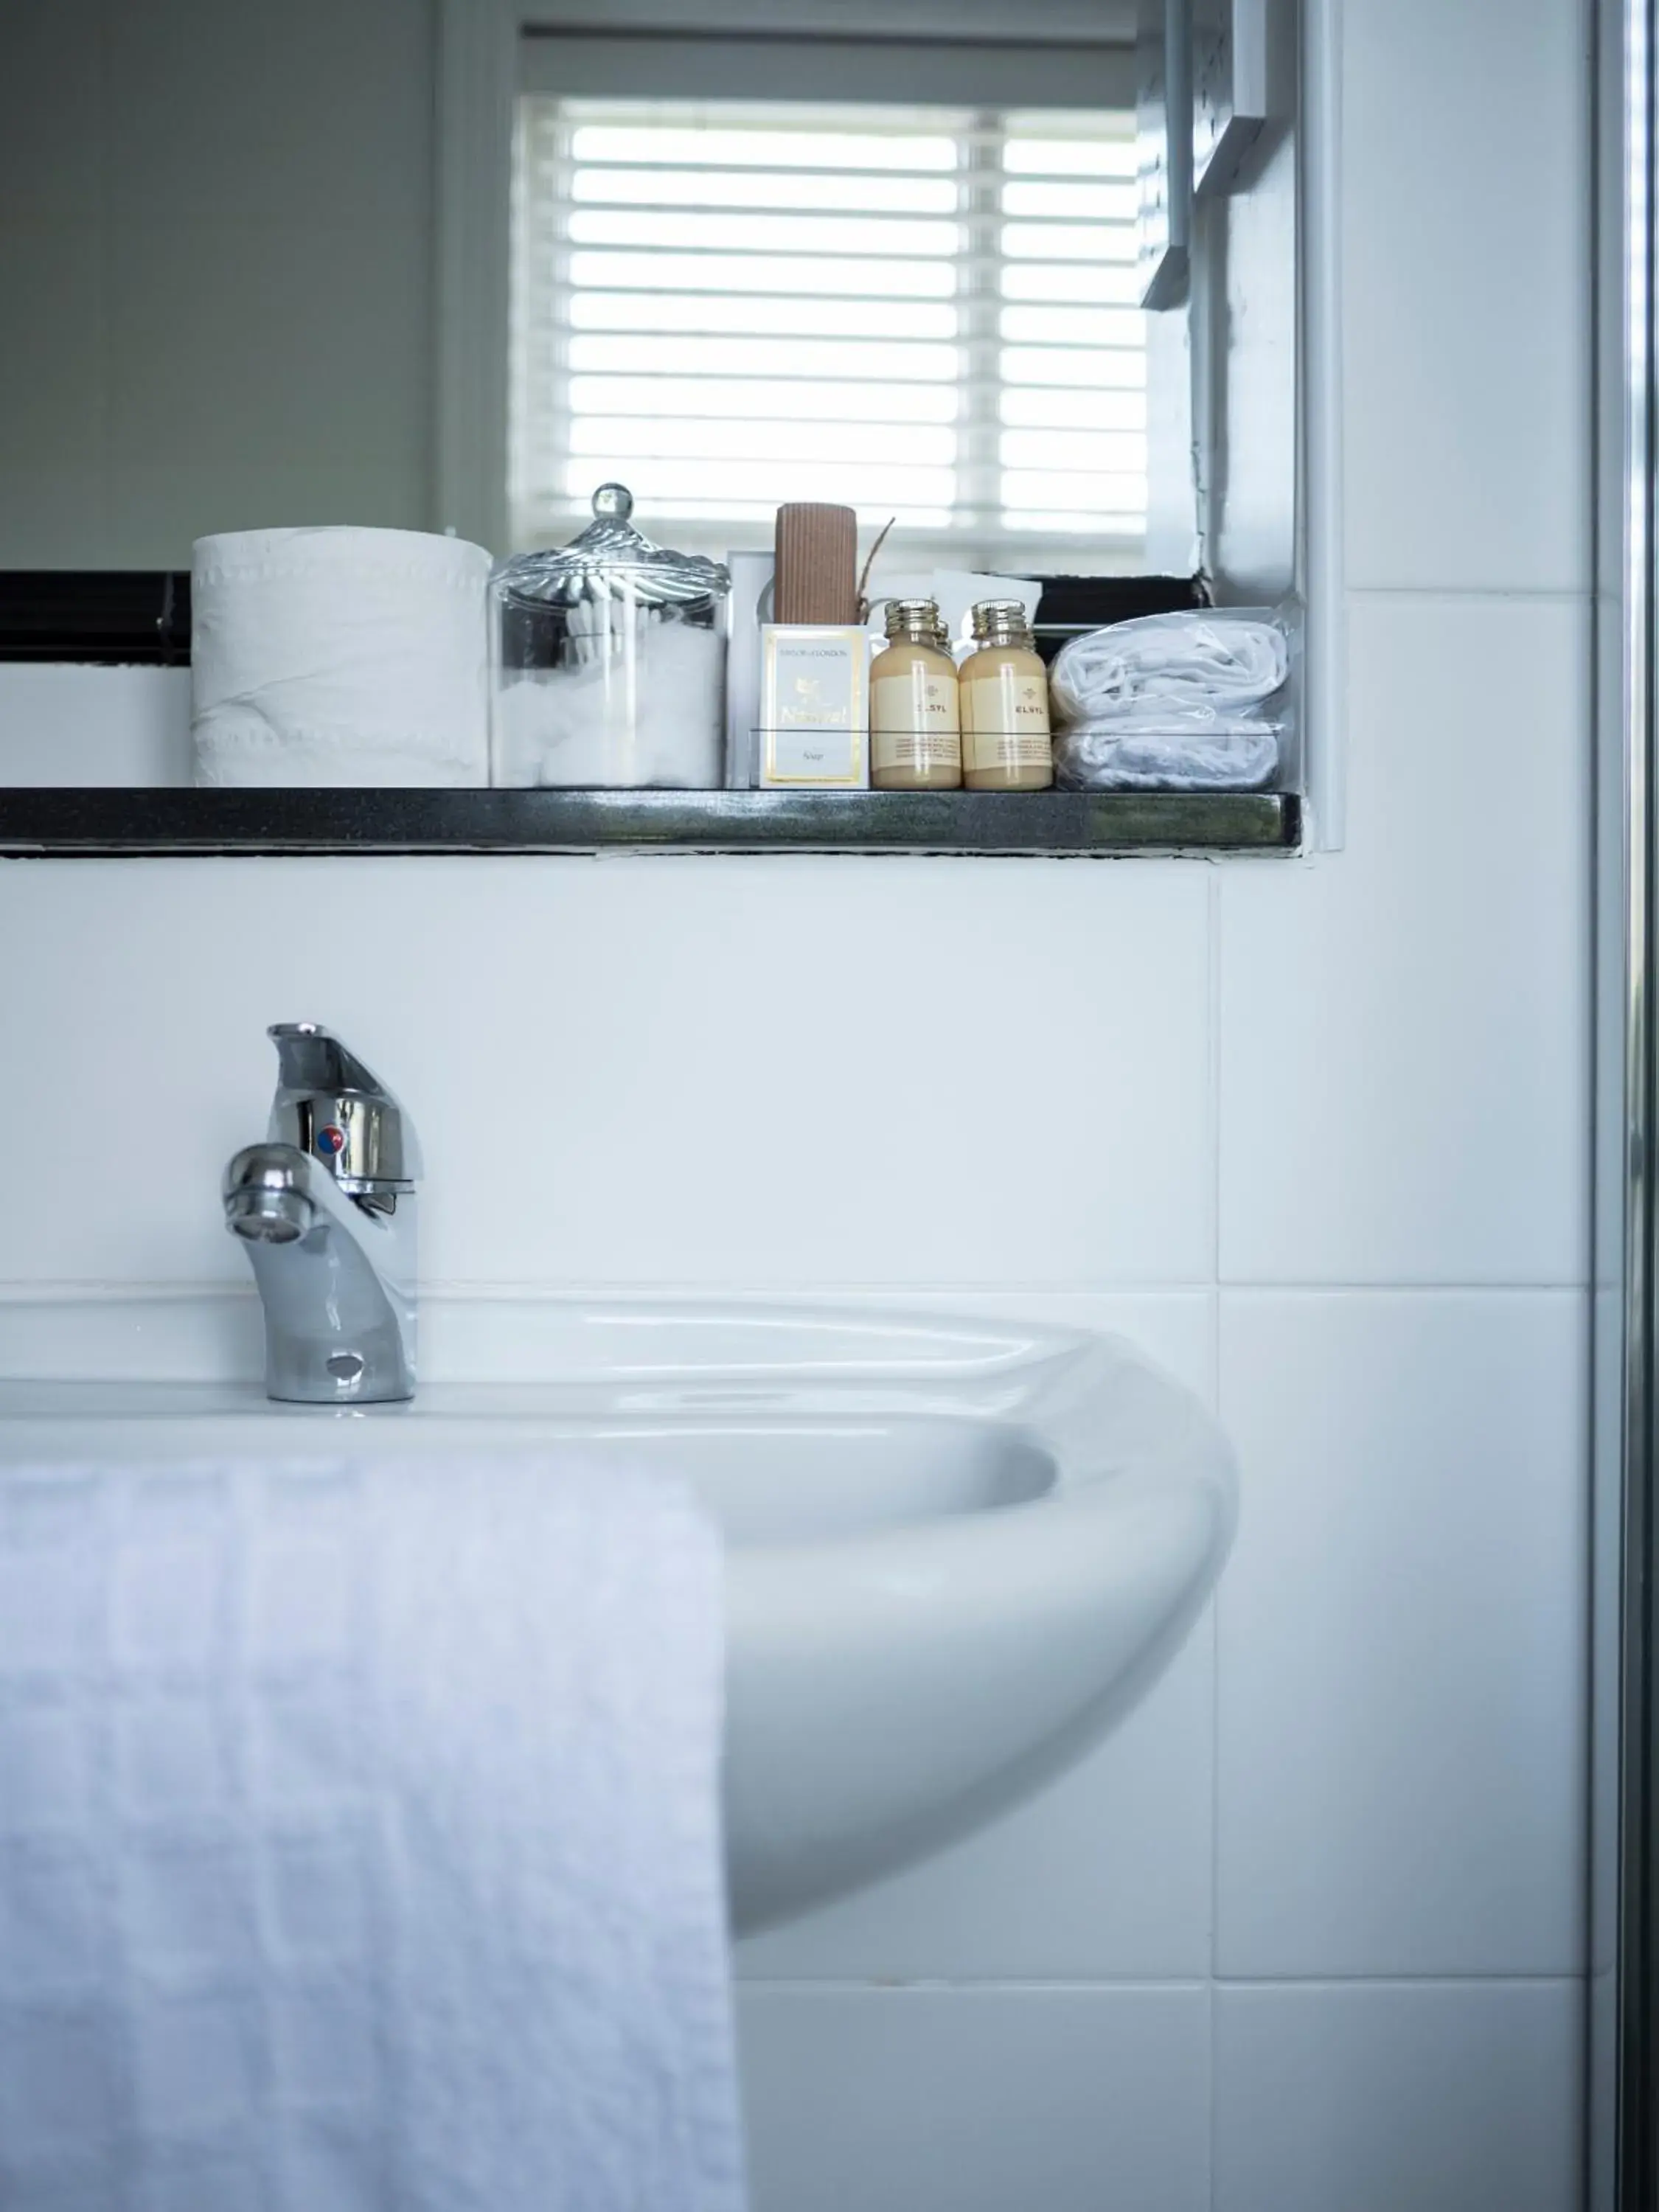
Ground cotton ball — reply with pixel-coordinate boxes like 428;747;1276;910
493;621;725;788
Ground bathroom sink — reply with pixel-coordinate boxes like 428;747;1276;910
0;1304;1237;1931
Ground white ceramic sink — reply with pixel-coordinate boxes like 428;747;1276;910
0;1304;1237;1931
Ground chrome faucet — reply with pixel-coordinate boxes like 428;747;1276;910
223;1023;419;1404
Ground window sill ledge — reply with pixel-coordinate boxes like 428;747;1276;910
0;787;1299;858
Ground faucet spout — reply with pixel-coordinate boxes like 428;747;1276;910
224;1142;317;1245
223;1029;419;1405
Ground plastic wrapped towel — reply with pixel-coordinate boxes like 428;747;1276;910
1054;718;1281;792
1050;609;1289;726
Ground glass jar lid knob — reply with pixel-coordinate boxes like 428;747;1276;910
592;483;633;523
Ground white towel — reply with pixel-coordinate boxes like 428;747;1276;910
1049;611;1289;726
0;1454;744;2212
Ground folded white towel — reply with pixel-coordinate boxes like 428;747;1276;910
0;1454;744;2212
1050;611;1289;726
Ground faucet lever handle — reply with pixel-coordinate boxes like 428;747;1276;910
266;1023;420;1192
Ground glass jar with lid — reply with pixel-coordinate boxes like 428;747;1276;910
490;484;731;788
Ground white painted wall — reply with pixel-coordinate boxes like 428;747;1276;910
0;0;1595;2205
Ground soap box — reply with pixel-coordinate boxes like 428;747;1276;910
757;625;870;789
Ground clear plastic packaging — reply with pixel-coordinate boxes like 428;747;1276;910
1050;607;1289;723
490;484;730;788
1053;716;1281;791
1048;607;1290;793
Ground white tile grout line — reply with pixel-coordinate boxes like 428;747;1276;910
1206;1971;1219;2212
1208;867;1224;1302
729;1972;1584;1994
1207;865;1225;2212
1213;1280;1595;1298
1209;1404;1225;2211
1206;810;1234;2166
732;1978;1213;1995
0;1279;1597;1302
1207;869;1225;2212
1345;585;1596;605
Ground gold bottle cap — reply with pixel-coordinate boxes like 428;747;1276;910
970;599;1035;649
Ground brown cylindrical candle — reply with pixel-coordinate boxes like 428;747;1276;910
773;504;858;625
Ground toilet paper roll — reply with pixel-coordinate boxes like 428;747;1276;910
191;527;492;788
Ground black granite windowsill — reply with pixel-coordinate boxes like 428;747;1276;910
0;787;1299;858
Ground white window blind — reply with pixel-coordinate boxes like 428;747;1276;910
510;96;1145;566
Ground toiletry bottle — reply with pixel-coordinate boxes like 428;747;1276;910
870;597;962;790
959;601;1054;792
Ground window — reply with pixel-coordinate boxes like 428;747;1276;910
510;94;1145;570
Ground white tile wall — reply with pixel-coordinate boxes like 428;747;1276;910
1340;0;1591;593
738;1986;1211;2212
0;856;1215;1290
0;668;191;788
1220;596;1590;1287
0;0;1601;2203
1214;1981;1584;2212
1216;1291;1588;1978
